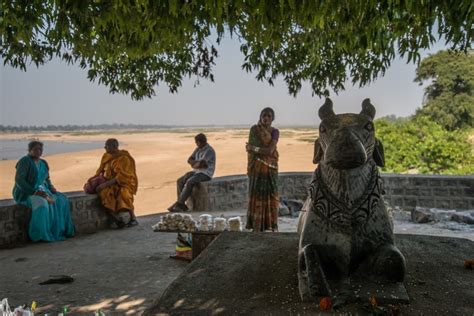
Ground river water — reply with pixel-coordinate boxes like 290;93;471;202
0;139;103;160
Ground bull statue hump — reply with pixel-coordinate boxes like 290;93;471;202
297;98;406;301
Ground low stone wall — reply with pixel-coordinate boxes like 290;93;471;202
1;173;472;248
0;192;108;248
382;174;474;210
200;172;474;212
202;173;312;211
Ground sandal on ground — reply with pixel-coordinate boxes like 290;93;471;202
126;219;139;227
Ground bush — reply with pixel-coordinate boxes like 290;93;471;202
375;117;474;174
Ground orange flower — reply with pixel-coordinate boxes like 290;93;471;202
369;295;378;307
319;297;332;310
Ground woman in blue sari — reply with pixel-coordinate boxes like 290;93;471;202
13;141;75;242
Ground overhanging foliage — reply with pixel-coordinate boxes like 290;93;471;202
1;1;473;99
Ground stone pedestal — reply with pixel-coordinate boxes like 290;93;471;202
145;233;473;315
186;183;209;212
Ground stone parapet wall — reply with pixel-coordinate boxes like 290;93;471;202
382;174;474;210
200;172;474;212
0;192;108;248
1;173;472;247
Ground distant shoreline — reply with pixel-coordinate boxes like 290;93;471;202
0;125;318;134
0;129;318;213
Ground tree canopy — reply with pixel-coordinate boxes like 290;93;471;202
375;116;473;174
1;1;473;100
414;50;473;130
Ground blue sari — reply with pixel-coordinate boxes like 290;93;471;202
13;155;75;242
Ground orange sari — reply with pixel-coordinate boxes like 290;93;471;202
96;150;138;212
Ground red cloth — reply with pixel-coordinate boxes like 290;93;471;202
83;174;106;194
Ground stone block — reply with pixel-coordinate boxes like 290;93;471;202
451;199;469;210
442;179;457;187
404;198;418;208
411;178;429;187
435;199;452;209
458;179;473;187
433;188;449;197
207;186;218;194
417;197;435;208
4;221;15;232
0;209;11;221
429;179;442;187
85;209;93;220
449;188;464;197
74;200;84;211
464;187;474;196
187;183;209;212
418;188;432;197
392;198;405;207
405;188;419;196
14;207;29;220
391;187;404;196
85;199;97;210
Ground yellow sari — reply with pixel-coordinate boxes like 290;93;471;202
96;150;138;212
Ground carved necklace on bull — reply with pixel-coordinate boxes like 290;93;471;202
309;98;386;228
310;162;384;227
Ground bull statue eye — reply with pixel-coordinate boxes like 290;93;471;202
319;125;326;133
364;122;374;131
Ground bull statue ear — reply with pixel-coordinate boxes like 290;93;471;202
360;98;376;119
318;98;335;121
373;138;385;167
313;138;324;164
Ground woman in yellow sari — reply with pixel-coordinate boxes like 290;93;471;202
245;107;280;232
93;138;138;228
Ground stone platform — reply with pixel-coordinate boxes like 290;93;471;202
145;232;474;315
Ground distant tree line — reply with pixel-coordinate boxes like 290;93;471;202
0;124;177;132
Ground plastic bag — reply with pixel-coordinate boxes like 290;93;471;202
1;299;35;316
228;216;242;231
213;217;227;232
198;214;213;231
174;233;192;260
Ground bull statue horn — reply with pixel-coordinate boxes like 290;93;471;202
360;98;376;119
318;98;335;120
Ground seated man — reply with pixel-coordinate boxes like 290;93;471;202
94;138;139;227
169;133;216;212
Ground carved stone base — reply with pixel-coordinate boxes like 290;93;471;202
186;183;209;212
302;276;409;305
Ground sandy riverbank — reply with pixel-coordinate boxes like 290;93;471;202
0;128;317;215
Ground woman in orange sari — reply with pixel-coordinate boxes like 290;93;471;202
245;107;280;232
93;138;138;228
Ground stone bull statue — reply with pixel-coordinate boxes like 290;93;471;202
297;98;406;301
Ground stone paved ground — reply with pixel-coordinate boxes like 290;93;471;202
1;210;472;314
147;233;474;315
0;210;251;315
0;213;186;314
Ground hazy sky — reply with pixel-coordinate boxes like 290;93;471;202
0;37;446;127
